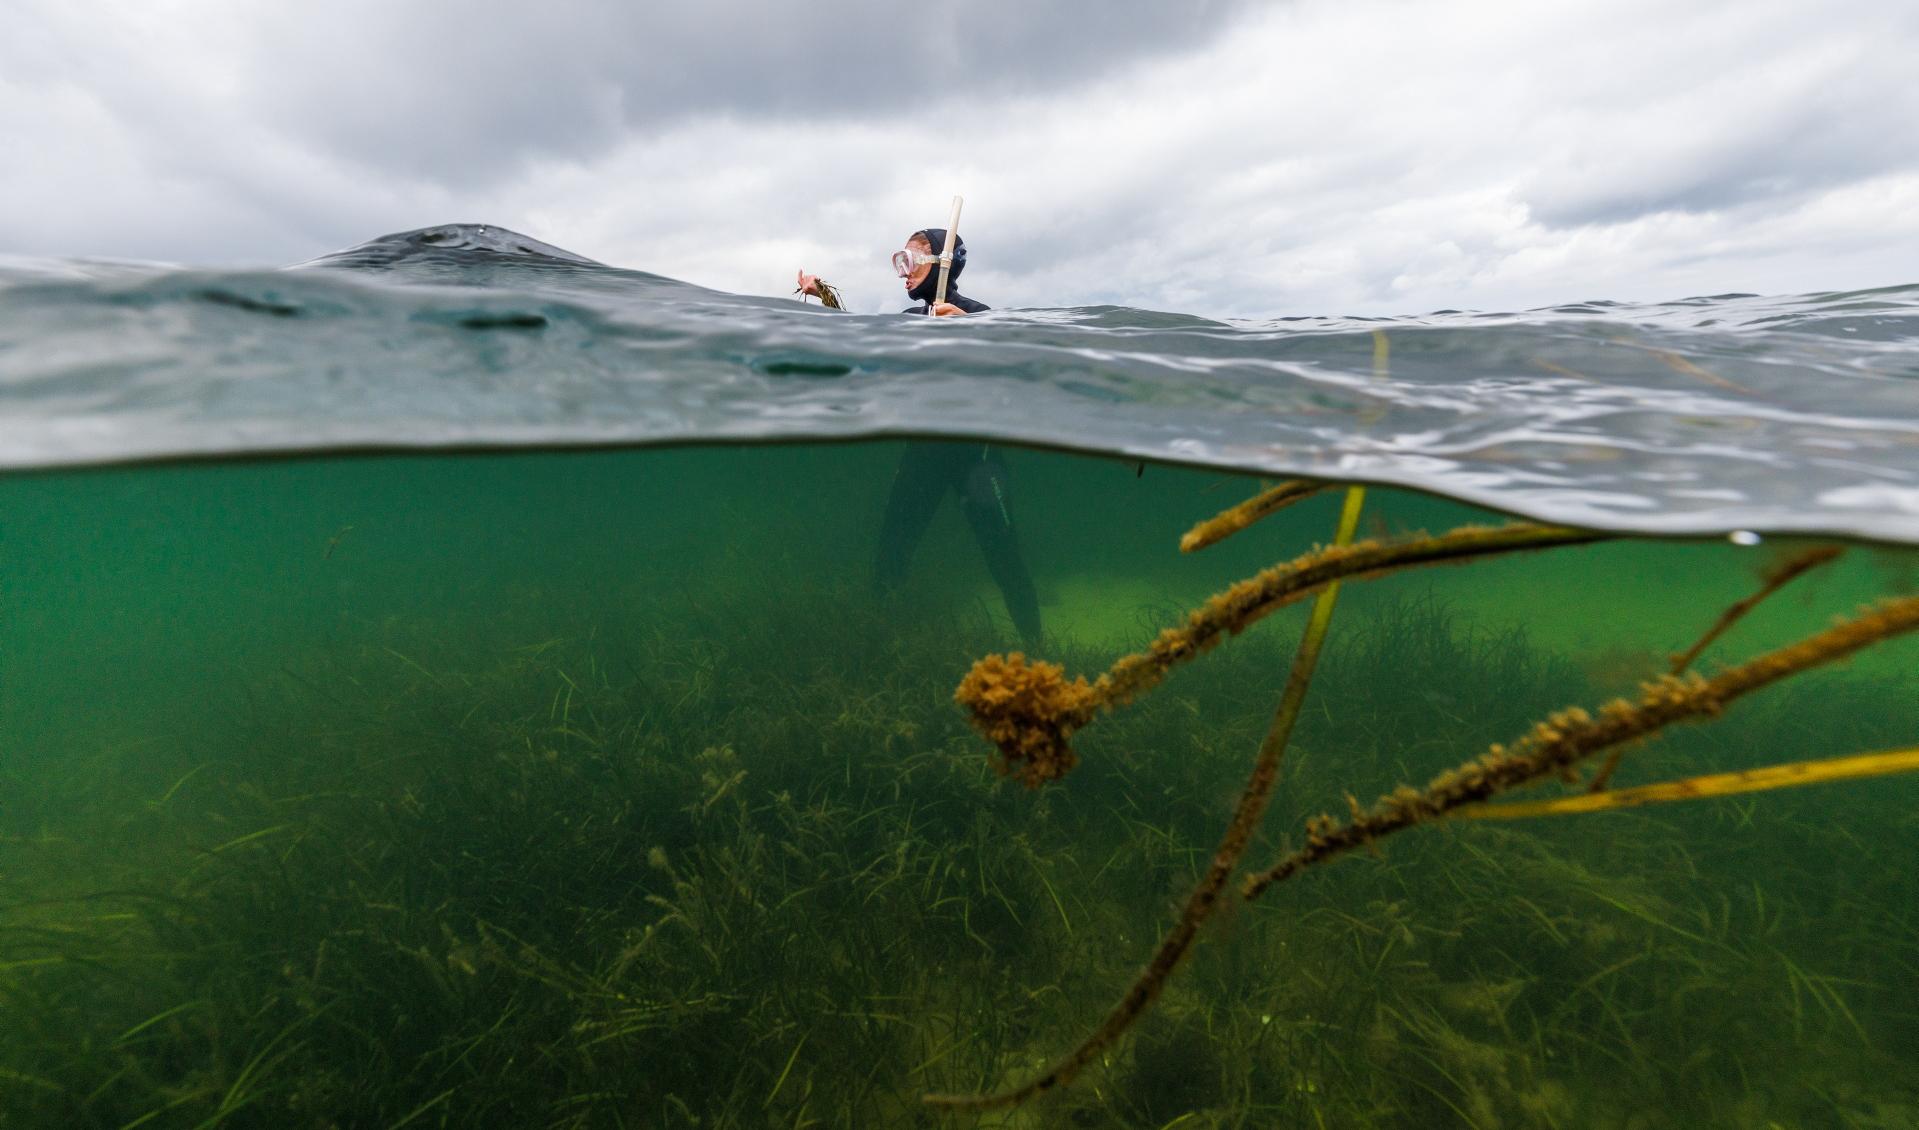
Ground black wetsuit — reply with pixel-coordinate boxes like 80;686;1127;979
874;229;1042;646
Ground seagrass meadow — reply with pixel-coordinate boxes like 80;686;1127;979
3;441;1917;1129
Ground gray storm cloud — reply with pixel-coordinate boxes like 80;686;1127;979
2;0;1915;317
230;0;1260;183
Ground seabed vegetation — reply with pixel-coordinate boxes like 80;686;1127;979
4;465;1919;1129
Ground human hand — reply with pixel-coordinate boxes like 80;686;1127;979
929;302;966;317
795;270;823;298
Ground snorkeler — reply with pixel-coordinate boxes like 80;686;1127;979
795;230;1042;647
795;228;982;316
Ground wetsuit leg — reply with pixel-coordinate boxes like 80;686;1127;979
957;446;1043;648
874;442;971;593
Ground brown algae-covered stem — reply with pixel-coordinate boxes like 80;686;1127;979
1241;594;1919;900
955;523;1609;787
926;489;1370;1112
1101;523;1609;712
1179;479;1327;553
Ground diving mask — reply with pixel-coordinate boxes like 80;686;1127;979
891;246;944;278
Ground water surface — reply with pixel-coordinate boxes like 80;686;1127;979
4;223;1917;541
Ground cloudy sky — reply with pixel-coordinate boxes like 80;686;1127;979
5;0;1916;318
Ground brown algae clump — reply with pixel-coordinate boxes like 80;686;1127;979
954;652;1098;787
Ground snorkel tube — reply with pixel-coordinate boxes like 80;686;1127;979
934;195;964;308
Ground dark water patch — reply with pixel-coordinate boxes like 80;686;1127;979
754;356;855;379
412;309;551;331
193;288;304;317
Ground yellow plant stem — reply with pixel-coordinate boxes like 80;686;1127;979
1461;747;1919;821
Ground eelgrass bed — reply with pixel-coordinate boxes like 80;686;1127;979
4;582;1916;1128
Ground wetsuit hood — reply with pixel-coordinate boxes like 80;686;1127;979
906;228;966;303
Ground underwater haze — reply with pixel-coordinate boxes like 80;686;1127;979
3;226;1918;1128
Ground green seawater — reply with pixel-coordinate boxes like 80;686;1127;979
3;442;1917;1128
